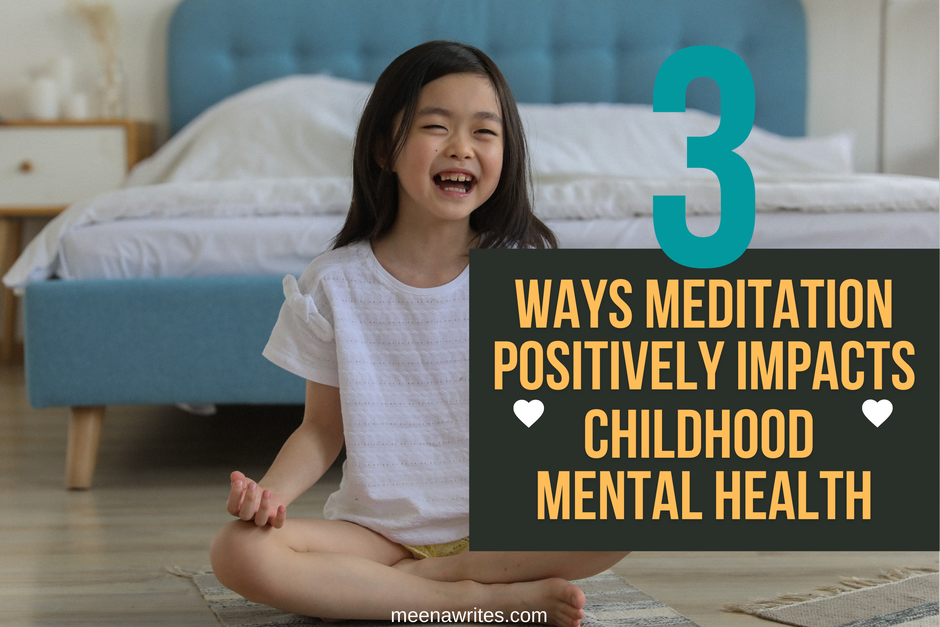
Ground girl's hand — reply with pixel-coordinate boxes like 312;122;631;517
226;470;287;528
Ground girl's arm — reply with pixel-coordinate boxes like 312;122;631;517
227;380;344;527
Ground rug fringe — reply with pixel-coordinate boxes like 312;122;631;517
723;566;938;615
166;565;213;579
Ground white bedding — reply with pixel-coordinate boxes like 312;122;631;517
124;75;856;186
3;74;938;290
4;173;938;288
57;216;346;280
51;211;939;282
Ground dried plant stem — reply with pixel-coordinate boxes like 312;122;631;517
70;1;124;116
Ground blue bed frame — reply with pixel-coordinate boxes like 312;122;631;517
23;0;807;487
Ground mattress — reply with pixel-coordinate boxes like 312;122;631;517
56;212;940;281
57;216;345;280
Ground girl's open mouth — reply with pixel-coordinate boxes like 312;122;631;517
434;172;475;193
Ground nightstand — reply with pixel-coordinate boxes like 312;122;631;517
0;119;154;362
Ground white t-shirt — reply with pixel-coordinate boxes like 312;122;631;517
262;240;469;545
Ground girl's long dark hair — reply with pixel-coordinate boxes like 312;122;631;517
333;40;557;250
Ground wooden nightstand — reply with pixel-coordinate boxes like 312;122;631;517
0;119;154;362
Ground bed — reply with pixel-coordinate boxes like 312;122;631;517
4;0;937;488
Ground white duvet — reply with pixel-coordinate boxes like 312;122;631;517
3;74;938;289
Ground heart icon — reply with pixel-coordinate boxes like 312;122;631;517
513;399;544;428
862;399;893;427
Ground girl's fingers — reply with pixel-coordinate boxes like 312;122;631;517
226;474;280;527
230;470;246;484
226;479;245;516
238;482;260;520
255;490;272;527
272;504;287;529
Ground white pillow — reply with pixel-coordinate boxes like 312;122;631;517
129;76;852;186
519;103;854;179
127;74;373;185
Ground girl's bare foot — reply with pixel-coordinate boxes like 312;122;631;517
393;557;586;626
490;578;586;627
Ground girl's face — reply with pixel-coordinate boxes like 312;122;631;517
390;73;504;229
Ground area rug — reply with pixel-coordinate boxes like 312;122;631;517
170;567;700;627
725;568;938;627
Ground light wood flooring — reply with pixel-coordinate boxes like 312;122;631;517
1;362;936;627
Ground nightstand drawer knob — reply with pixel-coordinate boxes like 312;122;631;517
19;160;33;173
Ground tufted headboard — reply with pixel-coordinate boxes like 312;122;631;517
167;0;806;137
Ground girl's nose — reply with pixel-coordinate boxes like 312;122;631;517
448;134;473;159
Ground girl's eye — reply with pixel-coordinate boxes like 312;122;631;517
476;128;498;136
424;124;446;130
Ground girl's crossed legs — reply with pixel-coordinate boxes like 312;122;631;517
210;518;628;627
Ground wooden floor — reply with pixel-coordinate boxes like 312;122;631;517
1;362;936;627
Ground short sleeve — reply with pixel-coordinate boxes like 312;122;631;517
262;274;340;386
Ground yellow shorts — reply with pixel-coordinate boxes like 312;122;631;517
404;536;469;560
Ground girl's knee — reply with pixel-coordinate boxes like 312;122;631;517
553;551;631;581
586;550;630;569
211;520;249;561
210;521;245;579
210;521;278;599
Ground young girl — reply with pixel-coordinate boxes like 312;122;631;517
210;41;628;627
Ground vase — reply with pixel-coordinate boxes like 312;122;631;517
97;59;127;119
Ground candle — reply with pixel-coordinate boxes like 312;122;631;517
53;56;75;98
27;77;59;120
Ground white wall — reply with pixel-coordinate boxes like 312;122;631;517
802;0;939;175
802;0;883;172
0;0;935;174
882;0;939;177
0;0;177;143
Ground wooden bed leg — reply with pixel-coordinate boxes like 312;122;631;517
66;406;105;490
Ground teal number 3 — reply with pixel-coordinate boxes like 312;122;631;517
653;46;756;268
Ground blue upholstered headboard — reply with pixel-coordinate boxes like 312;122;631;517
168;0;806;137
